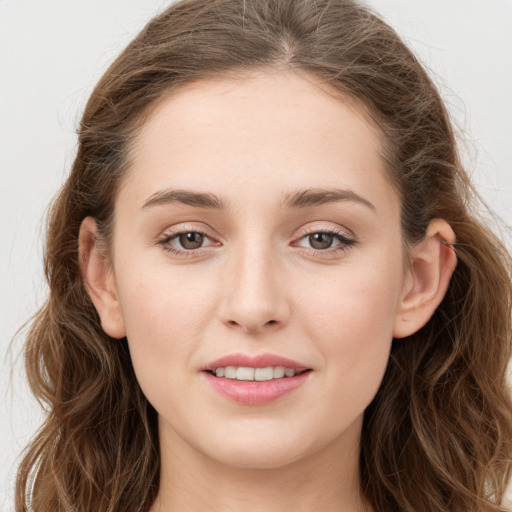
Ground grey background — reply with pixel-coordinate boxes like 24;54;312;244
1;0;511;509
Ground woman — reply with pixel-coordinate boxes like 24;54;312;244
15;0;512;511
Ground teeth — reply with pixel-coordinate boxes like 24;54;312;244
214;366;298;380
254;367;273;381
273;367;285;379
237;367;254;380
225;366;237;379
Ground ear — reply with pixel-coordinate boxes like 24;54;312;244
393;219;457;339
78;217;126;339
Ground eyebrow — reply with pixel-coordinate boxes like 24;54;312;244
142;189;228;210
141;187;375;212
282;188;375;211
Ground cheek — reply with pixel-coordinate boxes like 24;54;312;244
113;261;219;386
118;256;217;330
296;253;403;411
300;251;403;339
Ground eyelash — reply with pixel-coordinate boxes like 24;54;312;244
293;228;356;257
157;228;219;258
156;227;356;258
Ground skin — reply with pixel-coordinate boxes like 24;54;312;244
80;69;456;512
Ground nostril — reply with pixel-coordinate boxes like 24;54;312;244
225;319;279;333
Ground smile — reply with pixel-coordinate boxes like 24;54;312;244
208;366;308;381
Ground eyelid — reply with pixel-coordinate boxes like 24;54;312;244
155;223;221;255
296;223;354;239
291;224;357;256
155;222;217;240
294;222;355;244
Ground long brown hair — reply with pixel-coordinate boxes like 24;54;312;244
16;0;512;510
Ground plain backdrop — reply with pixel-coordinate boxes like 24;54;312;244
1;1;511;510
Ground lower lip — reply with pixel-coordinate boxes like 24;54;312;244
203;371;311;405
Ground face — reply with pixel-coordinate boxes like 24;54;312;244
103;70;409;469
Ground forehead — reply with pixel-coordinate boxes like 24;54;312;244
121;69;396;215
132;68;384;158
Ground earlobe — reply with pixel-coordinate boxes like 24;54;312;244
78;217;126;339
393;219;457;339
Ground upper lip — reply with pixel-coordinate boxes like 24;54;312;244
202;353;311;372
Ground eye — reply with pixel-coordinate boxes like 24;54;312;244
294;229;355;254
175;231;207;250
157;229;218;255
303;232;338;250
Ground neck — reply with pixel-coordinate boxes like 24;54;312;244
150;416;371;512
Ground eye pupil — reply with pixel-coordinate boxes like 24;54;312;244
179;232;204;250
309;233;333;250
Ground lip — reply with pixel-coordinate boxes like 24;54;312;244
201;352;311;372
200;352;312;405
202;370;311;405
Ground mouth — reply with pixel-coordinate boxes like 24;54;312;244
202;352;311;374
201;353;313;405
204;366;312;381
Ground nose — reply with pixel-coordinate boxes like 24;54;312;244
218;242;290;334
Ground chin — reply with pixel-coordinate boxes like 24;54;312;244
197;427;322;470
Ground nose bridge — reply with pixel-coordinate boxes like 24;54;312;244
220;232;289;333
